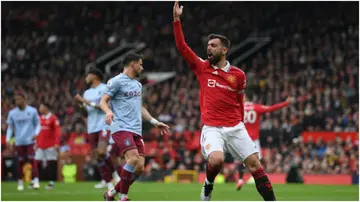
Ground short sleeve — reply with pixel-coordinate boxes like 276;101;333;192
105;79;119;97
6;112;13;126
238;72;246;94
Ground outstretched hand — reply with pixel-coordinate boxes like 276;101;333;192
156;122;171;135
173;1;183;20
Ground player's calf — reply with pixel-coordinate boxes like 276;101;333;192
107;149;140;200
97;152;114;189
201;151;224;201
207;151;224;182
244;153;276;201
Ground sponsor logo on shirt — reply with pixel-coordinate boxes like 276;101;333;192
207;79;236;92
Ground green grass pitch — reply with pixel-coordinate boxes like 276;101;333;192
1;182;359;201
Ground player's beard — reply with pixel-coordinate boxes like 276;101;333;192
208;54;221;65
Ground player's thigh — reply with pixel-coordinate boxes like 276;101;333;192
254;139;262;160
44;147;58;161
133;134;145;157
98;130;110;154
225;123;258;162
88;132;100;151
200;126;225;161
112;131;139;158
26;144;36;159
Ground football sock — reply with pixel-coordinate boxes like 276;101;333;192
119;164;134;195
206;162;221;183
130;173;139;185
17;159;24;180
105;155;115;174
251;167;276;201
98;160;112;183
30;159;39;179
237;162;245;180
47;160;57;182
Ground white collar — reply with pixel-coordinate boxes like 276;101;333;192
43;112;52;119
211;61;231;72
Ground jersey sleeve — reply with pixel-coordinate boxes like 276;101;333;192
258;101;289;114
6;112;14;143
6;112;13;126
173;20;205;75
105;79;120;97
238;71;246;95
53;116;62;146
33;110;41;136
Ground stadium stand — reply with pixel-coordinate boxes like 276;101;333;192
1;2;358;182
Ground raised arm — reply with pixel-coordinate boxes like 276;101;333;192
173;1;204;69
259;97;295;114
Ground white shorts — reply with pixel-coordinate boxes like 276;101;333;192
254;139;262;160
35;147;57;161
200;122;258;161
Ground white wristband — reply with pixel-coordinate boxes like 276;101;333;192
150;118;159;126
90;102;96;107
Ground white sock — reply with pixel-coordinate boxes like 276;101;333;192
33;177;39;184
18;180;23;186
49;181;54;185
101;179;106;184
107;188;117;197
120;194;128;200
205;178;213;185
107;182;114;189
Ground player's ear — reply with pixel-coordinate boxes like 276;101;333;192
222;47;229;55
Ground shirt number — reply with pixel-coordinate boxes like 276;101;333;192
244;110;257;124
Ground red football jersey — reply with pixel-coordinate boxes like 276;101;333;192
37;113;61;149
244;101;289;140
174;21;246;127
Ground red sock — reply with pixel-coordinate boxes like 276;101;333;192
30;158;39;178
105;156;115;174
98;161;112;183
206;162;222;183
130;173;139;185
17;159;24;180
251;167;276;201
119;164;134;194
114;180;121;192
116;165;123;176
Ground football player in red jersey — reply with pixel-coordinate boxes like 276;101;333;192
236;96;296;190
173;1;275;201
35;103;61;190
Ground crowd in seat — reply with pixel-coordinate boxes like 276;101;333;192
1;2;358;178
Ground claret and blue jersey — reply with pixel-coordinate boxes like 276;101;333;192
105;73;143;136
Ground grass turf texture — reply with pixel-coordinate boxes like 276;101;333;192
1;182;358;201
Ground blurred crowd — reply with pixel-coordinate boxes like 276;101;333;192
1;2;358;178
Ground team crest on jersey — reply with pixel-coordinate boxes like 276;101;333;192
205;144;211;151
227;75;236;84
107;80;112;87
124;138;131;146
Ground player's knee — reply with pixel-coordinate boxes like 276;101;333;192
244;153;262;173
126;153;140;166
96;151;106;161
208;151;224;167
135;164;144;175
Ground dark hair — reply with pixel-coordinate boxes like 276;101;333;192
42;102;52;109
15;92;26;99
208;34;231;49
123;52;143;66
87;68;104;81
